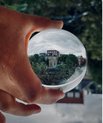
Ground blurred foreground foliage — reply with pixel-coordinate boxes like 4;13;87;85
0;0;102;86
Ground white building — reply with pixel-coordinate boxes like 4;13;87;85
47;50;60;68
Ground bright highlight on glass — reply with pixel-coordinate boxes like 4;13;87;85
27;29;87;92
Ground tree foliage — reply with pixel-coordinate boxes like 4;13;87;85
29;54;79;85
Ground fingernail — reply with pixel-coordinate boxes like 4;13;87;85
53;20;64;29
57;20;64;28
30;105;41;114
34;105;41;113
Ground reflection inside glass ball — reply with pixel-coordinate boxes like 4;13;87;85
27;29;87;90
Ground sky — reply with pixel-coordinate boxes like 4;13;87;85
27;29;86;58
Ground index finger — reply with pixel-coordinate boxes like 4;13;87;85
24;15;63;48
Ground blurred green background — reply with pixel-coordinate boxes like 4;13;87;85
0;0;102;92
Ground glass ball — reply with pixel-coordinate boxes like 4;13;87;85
27;29;87;92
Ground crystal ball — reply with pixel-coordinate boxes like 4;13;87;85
27;29;87;92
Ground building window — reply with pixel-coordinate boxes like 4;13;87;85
75;92;80;98
67;92;73;98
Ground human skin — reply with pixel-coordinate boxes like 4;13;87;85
0;6;64;123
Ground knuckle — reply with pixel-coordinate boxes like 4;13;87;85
0;102;10;112
0;98;13;112
25;85;42;103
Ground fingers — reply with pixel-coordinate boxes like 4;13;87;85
9;102;41;116
35;87;64;104
0;112;5;123
0;90;41;116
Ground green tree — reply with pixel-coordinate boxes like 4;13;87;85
58;54;67;63
65;54;78;67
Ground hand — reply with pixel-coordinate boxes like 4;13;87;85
0;6;64;122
